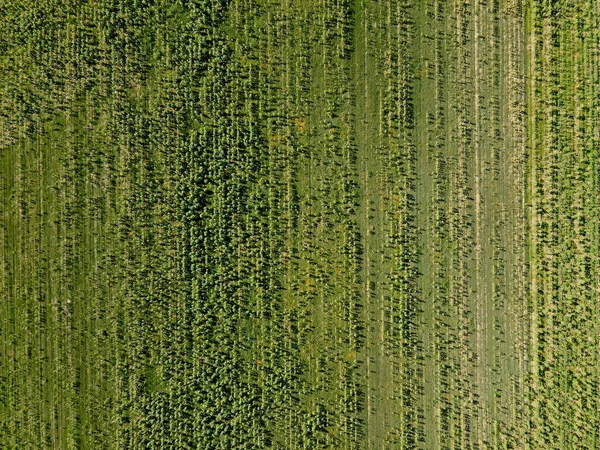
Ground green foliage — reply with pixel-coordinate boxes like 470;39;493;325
1;0;599;449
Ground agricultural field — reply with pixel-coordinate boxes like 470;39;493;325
0;0;599;449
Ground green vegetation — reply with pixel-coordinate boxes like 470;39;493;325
0;0;598;449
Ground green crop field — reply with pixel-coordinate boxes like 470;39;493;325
1;0;599;449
